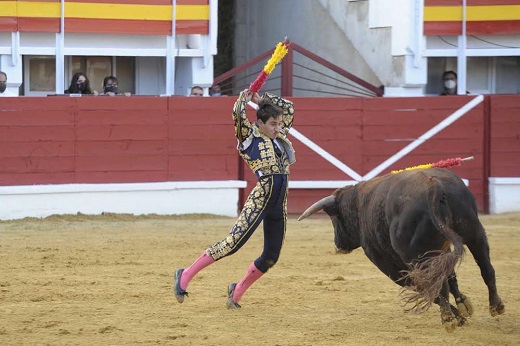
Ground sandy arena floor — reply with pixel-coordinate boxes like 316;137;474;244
0;212;518;345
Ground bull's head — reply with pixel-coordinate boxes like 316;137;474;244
298;187;360;254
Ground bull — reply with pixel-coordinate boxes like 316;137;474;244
298;168;505;332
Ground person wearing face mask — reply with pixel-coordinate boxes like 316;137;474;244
209;84;223;97
0;71;16;97
440;71;458;96
100;76;131;97
174;88;296;309
65;72;96;95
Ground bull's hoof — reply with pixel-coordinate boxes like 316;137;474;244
455;314;467;327
456;294;474;317
441;308;458;333
442;317;458;333
490;301;505;317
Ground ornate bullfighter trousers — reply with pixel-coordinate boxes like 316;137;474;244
206;174;288;273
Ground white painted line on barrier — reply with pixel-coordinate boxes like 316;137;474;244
289;128;363;181
362;95;484;180
289;180;358;189
250;97;480;184
0;181;247;195
249;100;363;181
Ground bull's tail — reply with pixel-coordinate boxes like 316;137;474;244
400;175;465;313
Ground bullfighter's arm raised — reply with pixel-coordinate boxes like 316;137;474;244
232;90;253;145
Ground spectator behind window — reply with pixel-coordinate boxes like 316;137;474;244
0;71;16;97
190;86;204;96
440;71;458;96
65;72;97;95
209;84;223;97
101;76;131;97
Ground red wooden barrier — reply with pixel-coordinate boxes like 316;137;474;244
1;94;519;214
257;96;486;213
488;95;520;177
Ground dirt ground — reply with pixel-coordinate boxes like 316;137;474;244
0;212;519;346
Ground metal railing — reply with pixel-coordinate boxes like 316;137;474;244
213;42;383;97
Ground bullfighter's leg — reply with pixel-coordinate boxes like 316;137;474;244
229;174;288;307
465;229;505;317
174;177;273;304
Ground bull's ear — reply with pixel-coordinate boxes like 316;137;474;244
298;195;335;221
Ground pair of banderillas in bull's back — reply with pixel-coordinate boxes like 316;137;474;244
298;166;505;333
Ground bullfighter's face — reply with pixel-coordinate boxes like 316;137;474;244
258;114;283;139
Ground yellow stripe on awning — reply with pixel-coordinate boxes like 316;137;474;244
424;7;461;21
469;5;520;21
18;2;60;18
0;2;209;21
176;5;209;20
0;1;18;17
66;3;173;20
425;5;520;21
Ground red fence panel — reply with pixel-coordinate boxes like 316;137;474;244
0;95;518;214
489;95;520;177
281;95;486;213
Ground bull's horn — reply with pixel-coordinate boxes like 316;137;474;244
297;195;335;221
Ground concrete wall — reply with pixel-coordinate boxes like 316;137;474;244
233;0;381;96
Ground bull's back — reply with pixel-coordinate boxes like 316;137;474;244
358;169;481;247
392;168;481;243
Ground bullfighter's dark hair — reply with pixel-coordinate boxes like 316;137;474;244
256;98;282;123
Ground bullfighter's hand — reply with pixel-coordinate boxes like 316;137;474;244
243;89;252;102
252;92;262;104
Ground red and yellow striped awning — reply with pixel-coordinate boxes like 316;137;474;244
424;0;520;35
0;0;209;35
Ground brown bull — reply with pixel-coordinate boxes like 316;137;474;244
298;168;505;332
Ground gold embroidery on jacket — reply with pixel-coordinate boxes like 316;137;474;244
232;91;296;178
206;176;274;259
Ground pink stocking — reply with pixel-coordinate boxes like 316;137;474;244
233;262;264;302
180;252;215;290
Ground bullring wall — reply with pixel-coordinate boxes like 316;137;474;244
0;94;518;216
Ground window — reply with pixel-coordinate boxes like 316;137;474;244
496;57;520;94
23;56;56;96
427;56;520;95
69;56;136;94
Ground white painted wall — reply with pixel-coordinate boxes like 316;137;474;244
0;181;247;220
489;178;520;214
320;0;427;94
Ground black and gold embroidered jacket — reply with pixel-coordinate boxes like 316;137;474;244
232;91;296;179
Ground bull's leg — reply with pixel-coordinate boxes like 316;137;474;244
438;281;458;333
368;249;465;331
465;231;505;317
432;272;472;327
434;296;466;327
447;272;473;318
